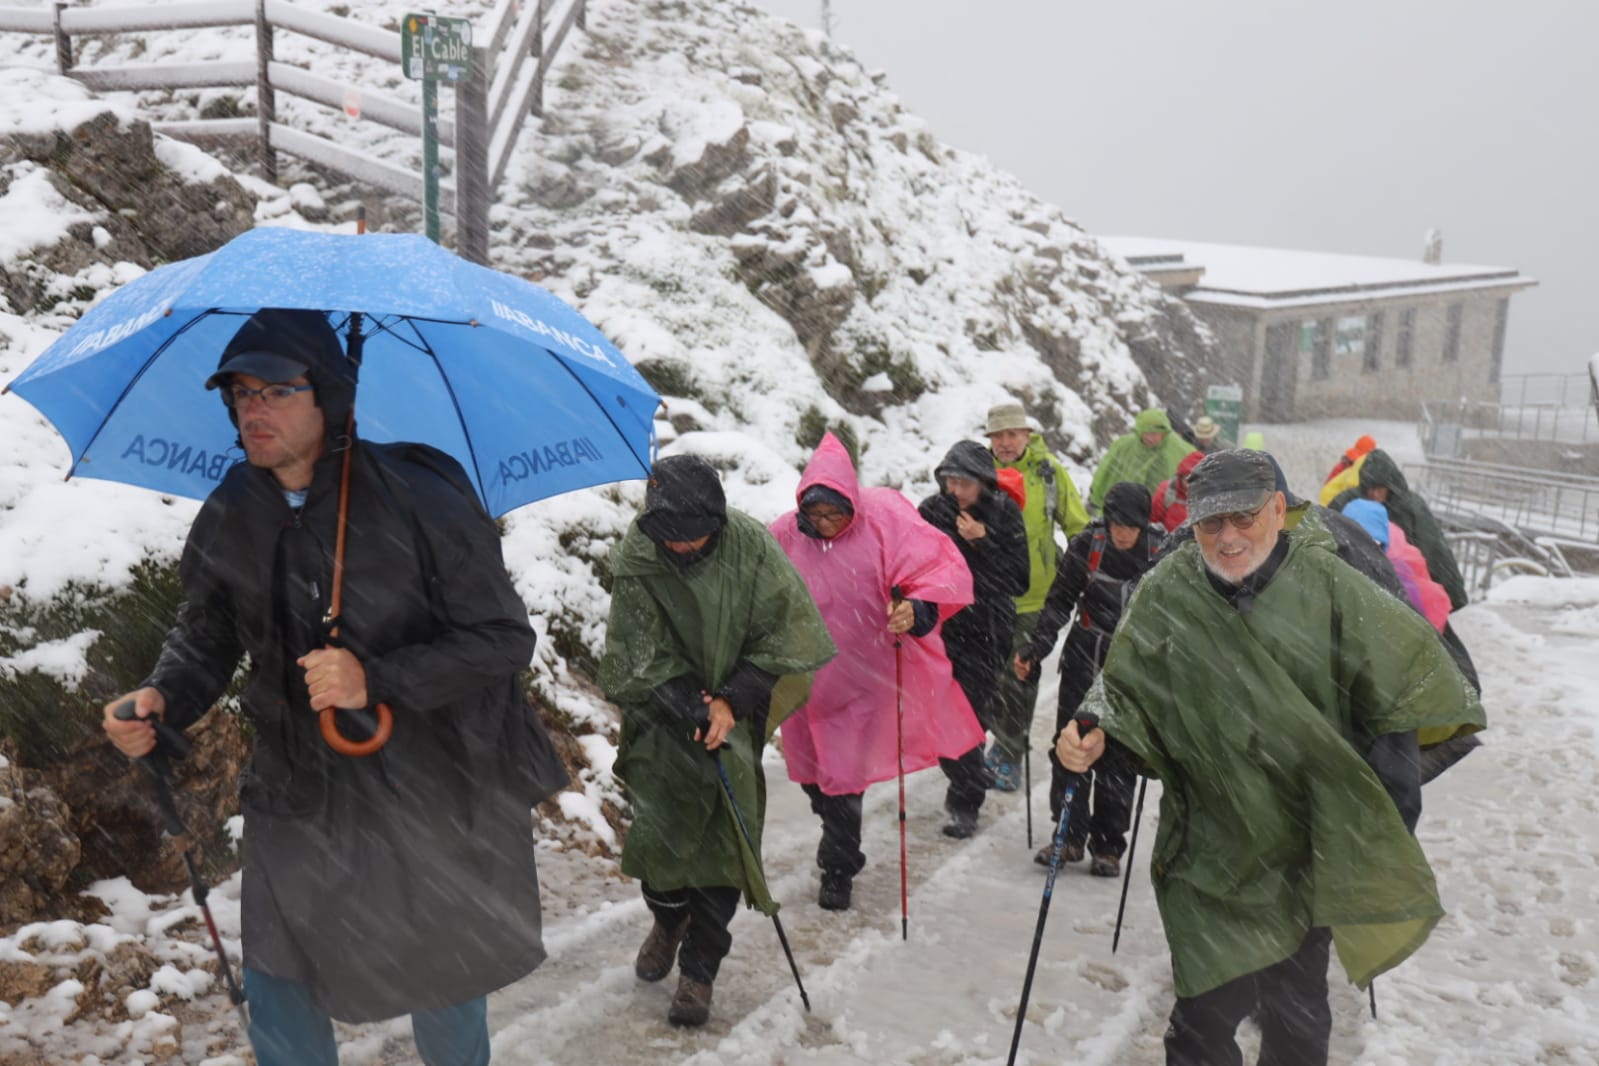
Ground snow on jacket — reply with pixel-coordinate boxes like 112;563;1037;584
990;433;1088;614
601;508;837;913
1082;518;1485;998
145;440;545;1023
1151;450;1206;532
918;441;1030;701
772;433;981;795
1088;409;1196;512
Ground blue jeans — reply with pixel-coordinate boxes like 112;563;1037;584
244;968;490;1066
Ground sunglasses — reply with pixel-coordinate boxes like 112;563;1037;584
1193;501;1269;535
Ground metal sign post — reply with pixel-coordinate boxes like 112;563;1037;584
401;11;473;244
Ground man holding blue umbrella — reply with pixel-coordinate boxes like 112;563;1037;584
102;308;549;1066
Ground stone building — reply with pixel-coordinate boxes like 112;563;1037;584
1101;237;1537;422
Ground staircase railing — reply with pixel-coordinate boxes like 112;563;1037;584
0;0;588;263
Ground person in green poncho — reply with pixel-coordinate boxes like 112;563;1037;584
1056;449;1485;1066
1087;408;1196;513
600;455;836;1028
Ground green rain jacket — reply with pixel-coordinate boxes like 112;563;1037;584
1081;519;1485;998
992;434;1089;614
1088;409;1196;511
601;509;836;915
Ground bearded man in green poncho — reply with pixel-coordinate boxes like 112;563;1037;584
599;455;836;1028
1056;449;1485;1066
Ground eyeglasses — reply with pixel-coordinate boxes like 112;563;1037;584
225;383;313;409
1193;502;1268;535
802;507;850;526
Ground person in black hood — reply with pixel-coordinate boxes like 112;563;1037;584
918;441;1029;838
102;308;548;1066
1015;481;1161;875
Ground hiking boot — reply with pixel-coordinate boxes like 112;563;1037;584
818;870;853;911
1033;843;1053;867
1089;853;1121;878
1063;842;1086;864
667;974;713;1027
941;807;979;839
634;916;689;982
989;759;1021;792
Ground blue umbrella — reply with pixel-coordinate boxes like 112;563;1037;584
4;227;659;517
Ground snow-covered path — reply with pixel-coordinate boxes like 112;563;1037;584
466;577;1599;1066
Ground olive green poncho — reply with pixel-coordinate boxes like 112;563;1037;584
1082;520;1485;997
601;509;837;915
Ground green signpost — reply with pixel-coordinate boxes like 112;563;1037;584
401;12;473;243
1204;383;1244;450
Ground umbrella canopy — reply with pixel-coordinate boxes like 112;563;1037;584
4;228;659;517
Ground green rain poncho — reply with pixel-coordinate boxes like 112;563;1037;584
1081;519;1485;997
1088;409;1197;510
600;509;836;915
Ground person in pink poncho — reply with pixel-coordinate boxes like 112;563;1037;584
771;433;982;912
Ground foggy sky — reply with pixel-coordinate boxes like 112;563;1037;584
754;0;1597;380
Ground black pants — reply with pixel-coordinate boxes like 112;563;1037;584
801;784;865;877
1165;928;1333;1066
1048;628;1135;855
641;883;741;984
940;650;996;816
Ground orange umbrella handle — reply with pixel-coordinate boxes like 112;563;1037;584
319;702;394;757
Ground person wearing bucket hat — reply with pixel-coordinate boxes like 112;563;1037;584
1188;415;1222;453
981;399;1088;793
1014;481;1162;876
1054;447;1484;1064
103;308;556;1064
602;454;836;1027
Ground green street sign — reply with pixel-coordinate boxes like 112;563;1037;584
1204;384;1244;450
401;12;473;82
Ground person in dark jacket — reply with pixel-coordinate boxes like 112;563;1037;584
918;441;1030;838
102;309;547;1066
1015;481;1161;875
1329;448;1469;610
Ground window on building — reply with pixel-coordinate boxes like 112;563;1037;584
1304;317;1333;380
1442;302;1463;363
1489;298;1509;383
1335;315;1366;360
1396;309;1414;368
1363;312;1383;373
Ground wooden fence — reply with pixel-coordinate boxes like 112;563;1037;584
0;0;589;263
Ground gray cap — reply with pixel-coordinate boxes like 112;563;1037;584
1185;449;1276;525
985;401;1030;435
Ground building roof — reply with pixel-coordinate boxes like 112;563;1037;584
1101;236;1536;311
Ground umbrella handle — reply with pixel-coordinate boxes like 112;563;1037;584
319;702;394;757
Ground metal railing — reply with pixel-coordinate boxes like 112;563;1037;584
0;0;587;263
1405;456;1599;544
1420;371;1599;455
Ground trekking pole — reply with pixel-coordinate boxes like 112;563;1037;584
1112;775;1148;953
112;700;249;1033
1006;713;1097;1066
709;749;810;1012
1024;748;1033;850
891;584;909;942
1369;981;1377;1019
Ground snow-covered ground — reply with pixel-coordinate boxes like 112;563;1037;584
2;421;1596;1064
